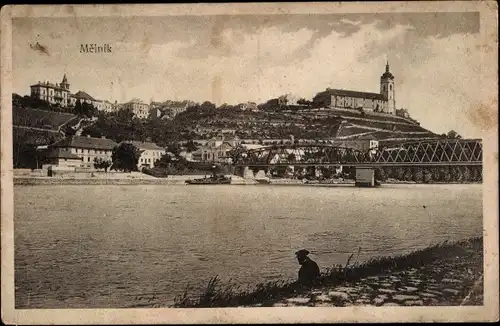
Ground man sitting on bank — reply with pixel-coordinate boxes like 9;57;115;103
295;249;321;286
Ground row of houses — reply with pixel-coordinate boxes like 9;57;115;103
29;74;193;119
185;135;379;163
30;75;117;112
43;135;166;170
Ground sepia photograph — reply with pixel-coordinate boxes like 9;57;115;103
1;2;498;324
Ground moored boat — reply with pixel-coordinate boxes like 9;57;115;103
185;174;232;185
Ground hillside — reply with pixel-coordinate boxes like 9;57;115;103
13;106;78;131
172;106;439;142
12;106;79;147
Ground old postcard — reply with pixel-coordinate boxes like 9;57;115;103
1;2;498;324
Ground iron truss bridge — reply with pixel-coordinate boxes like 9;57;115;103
232;139;483;167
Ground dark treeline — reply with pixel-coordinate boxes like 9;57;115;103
242;165;482;183
375;166;483;183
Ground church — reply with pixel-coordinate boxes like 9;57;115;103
313;62;396;114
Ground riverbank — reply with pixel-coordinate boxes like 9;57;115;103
13;176;481;186
13;175;259;185
172;237;483;308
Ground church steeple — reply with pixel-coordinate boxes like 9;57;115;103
380;61;396;115
61;73;70;90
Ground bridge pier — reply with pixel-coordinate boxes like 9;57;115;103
354;167;376;187
243;166;254;179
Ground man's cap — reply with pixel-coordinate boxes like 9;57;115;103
295;249;310;257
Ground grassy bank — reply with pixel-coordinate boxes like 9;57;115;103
172;237;483;307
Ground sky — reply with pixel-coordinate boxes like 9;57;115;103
12;12;484;137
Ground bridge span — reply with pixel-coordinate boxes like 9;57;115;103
232;139;483;168
231;139;482;186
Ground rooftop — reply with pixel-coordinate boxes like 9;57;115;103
45;147;82;160
122;140;165;151
323;88;386;101
51;135;118;150
72;91;97;101
30;81;67;91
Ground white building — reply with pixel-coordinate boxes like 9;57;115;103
193;135;241;162
123;98;150;119
30;74;116;112
122;141;166;169
49;135;117;168
30;74;71;107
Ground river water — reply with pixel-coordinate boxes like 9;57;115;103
14;184;482;308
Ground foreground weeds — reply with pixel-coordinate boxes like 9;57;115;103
173;237;482;307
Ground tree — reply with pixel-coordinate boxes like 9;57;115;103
375;168;387;181
319;166;334;179
111;143;140;172
94;157;111;172
185;140;198;153
16;143;41;169
228;144;246;164
402;168;413;181
167;143;182;157
446;130;462;139
200;101;216;111
412;167;423;182
73;100;97;118
155;153;173;168
73;100;83;116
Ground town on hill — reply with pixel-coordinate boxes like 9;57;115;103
12;63;468;182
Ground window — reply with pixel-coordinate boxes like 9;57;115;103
389;85;392;91
87;157;90;162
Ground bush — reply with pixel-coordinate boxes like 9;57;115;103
412;167;423;182
402;168;412;181
422;169;432;183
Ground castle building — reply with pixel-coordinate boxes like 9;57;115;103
30;74;116;112
312;62;397;115
30;74;71;107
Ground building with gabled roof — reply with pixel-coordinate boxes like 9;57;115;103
30;74;71;107
120;140;166;169
313;62;396;114
195;135;241;162
44;147;83;167
122;98;150;119
50;135;117;168
30;74;116;112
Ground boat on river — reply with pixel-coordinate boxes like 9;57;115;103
185;174;232;185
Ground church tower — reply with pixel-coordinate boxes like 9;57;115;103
380;61;395;114
61;73;70;90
